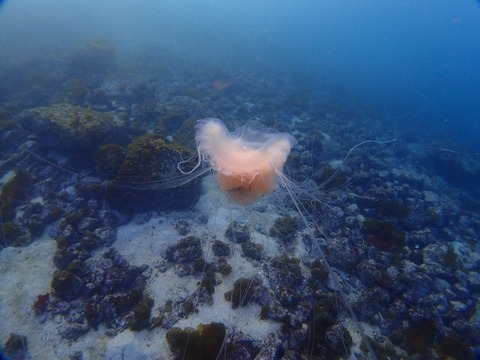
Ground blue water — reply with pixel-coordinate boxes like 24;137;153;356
1;0;479;148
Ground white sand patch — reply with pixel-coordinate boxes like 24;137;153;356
0;234;104;359
105;329;165;360
0;235;56;355
147;267;198;307
114;215;181;268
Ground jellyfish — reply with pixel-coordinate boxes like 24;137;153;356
190;117;297;205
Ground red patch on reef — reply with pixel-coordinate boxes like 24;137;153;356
33;293;50;315
363;219;405;251
366;234;391;251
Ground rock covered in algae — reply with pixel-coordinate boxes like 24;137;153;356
106;134;201;212
18;103;129;152
224;277;261;309
269;216;299;242
268;254;304;307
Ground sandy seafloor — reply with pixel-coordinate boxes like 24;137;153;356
2;138;480;359
0;162;480;359
0;175;291;359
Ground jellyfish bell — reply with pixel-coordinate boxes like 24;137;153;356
194;118;297;205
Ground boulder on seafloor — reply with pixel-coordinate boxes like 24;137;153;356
106;134;201;212
17;103;131;153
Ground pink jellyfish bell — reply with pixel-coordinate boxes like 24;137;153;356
194;118;296;205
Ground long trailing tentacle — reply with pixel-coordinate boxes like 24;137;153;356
317;137;397;190
278;170;378;360
177;145;203;175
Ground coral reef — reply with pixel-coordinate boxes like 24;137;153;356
166;236;203;264
95;143;126;176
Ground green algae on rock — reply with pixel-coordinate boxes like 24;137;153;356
19;104;130;152
106;134;201;212
269;216;299;242
129;296;154;332
95;143;126;177
224;221;250;243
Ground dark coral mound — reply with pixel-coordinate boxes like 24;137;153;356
211;240;231;257
106;134;201;212
83;256;147;330
0;171;34;248
303;296;352;359
0;165;72;250
269;216;299;243
313;164;348;189
2;333;28;360
363;219;405;251
241;241;263;259
224;277;261;309
166;322;226;360
95;143;127;175
52;203;116;270
268;254;304;307
397;318;477;359
166;236;203;264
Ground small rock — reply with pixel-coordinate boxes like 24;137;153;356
166;236;202;263
93;227;116;245
225;221;251;243
3;333;28;360
467;271;480;292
